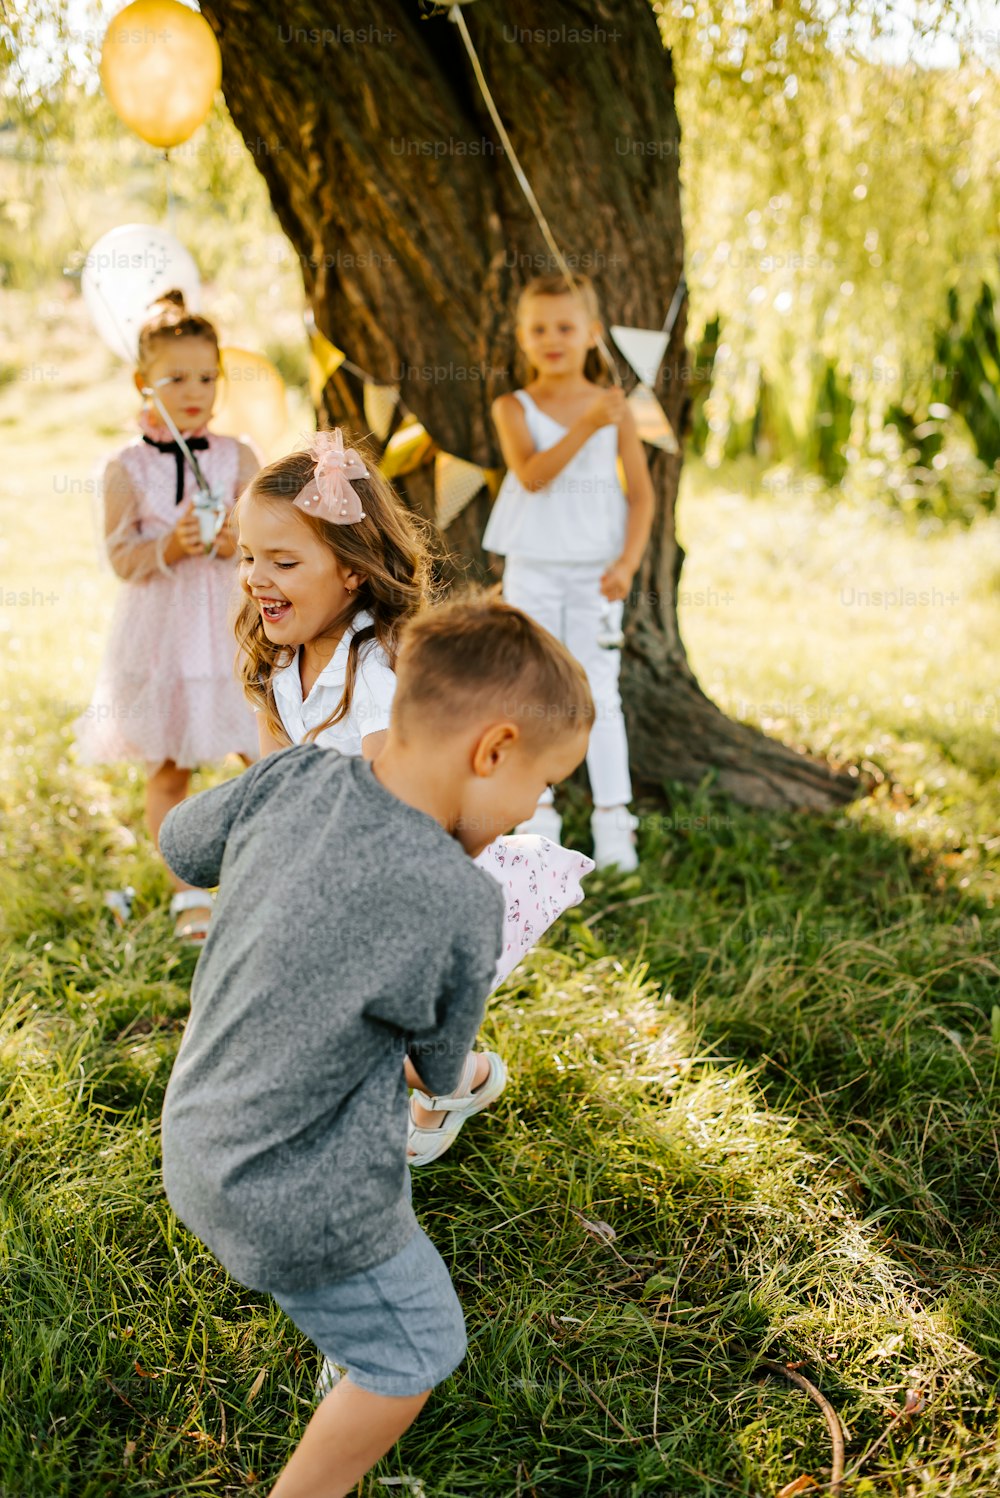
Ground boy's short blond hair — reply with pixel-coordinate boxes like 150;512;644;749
393;595;595;746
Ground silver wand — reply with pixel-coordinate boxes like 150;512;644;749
141;377;224;548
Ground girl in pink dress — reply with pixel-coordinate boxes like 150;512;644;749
74;291;259;941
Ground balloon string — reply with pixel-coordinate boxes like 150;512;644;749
661;274;688;338
163;150;177;236
447;3;622;387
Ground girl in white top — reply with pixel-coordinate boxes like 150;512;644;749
486;273;655;872
233;431;593;1161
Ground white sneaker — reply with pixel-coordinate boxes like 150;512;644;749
591;807;639;872
515;804;563;841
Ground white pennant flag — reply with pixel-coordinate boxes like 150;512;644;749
627;383;679;453
610;325;670;389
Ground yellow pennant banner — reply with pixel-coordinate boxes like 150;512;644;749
434;451;500;530
363;383;401;443
381;418;435;480
308;329;346;407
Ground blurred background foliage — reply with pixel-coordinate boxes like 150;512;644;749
663;0;1000;519
1;0;999;519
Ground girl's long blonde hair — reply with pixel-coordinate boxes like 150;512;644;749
234;433;435;747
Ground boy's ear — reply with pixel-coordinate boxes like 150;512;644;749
133;371;147;395
471;721;520;777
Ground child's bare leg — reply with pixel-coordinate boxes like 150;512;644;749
404;1053;491;1129
146;760;213;930
146;759;190;853
268;1377;429;1498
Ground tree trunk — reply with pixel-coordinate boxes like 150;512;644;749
203;0;858;809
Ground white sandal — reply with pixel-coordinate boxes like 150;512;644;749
170;888;215;946
407;1051;508;1166
314;1356;344;1402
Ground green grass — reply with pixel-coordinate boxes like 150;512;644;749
2;346;999;1494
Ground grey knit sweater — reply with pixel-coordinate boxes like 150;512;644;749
158;747;505;1292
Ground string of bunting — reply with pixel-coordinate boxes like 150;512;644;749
609;275;687;453
308;321;427;458
447;2;684;457
311;1;688;526
307;316;503;528
306;322;400;444
446;3;623;387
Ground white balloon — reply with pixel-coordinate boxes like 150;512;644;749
81;224;202;363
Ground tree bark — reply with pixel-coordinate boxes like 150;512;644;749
203;0;858;809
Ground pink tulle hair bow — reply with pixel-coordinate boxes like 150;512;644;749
293;428;369;524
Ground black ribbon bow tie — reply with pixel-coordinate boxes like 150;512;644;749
142;434;211;506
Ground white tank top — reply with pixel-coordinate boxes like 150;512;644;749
482;390;627;563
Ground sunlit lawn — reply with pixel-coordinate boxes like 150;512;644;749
1;332;998;1496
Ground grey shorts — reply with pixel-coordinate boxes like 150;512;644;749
272;1227;467;1398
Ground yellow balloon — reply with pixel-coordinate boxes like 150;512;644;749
212;348;288;454
100;0;221;150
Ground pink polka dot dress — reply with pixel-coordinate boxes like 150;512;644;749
74;431;259;770
473;834;593;990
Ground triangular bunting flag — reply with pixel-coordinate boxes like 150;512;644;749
434;452;490;530
308;329;346;406
610;325;670;389
363;382;401;443
627;382;679;453
380;419;435;480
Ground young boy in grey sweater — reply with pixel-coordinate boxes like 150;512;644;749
158;596;593;1498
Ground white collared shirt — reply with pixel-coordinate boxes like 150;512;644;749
271;610;397;756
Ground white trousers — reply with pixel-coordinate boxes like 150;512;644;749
503;558;633;808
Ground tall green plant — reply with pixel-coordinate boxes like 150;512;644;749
936;278;1000;466
662;0;1000;471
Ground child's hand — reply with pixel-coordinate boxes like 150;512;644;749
171;501;205;557
212;515;237;559
584;387;628;432
600;556;635;601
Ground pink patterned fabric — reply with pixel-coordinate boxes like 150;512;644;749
473;835;594;989
74;433;258;769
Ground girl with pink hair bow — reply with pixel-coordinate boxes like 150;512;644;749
228;427;593;1169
